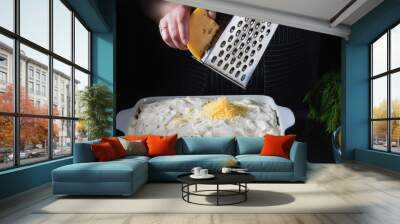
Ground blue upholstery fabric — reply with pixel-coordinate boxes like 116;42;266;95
290;141;308;181
177;137;236;155
236;155;293;172
53;139;308;196
149;154;235;172
236;137;263;155
73;140;100;163
52;158;148;195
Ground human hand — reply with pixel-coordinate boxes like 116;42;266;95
159;5;216;50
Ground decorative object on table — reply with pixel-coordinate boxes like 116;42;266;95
221;167;248;174
303;72;342;163
177;173;255;206
79;84;113;140
190;167;214;179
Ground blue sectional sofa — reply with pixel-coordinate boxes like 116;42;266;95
52;137;307;196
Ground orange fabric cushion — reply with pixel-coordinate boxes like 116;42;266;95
259;134;296;159
101;137;127;158
124;135;149;141
146;134;178;157
91;142;118;162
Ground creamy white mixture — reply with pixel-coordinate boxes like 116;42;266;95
129;97;281;137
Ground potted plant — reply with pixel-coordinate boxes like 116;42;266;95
79;84;113;140
303;72;342;163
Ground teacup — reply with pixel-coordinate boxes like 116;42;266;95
191;167;202;176
199;169;208;176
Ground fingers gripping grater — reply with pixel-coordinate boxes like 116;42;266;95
196;16;278;89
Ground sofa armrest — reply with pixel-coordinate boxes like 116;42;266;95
289;141;307;181
73;140;100;163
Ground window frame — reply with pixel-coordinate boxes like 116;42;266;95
370;20;400;154
0;0;92;171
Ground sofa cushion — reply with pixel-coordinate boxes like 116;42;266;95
236;155;293;172
73;140;100;163
53;158;147;183
91;142;118;161
177;137;236;155
149;154;235;172
236;137;263;155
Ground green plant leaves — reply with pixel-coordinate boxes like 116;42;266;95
303;72;341;134
79;84;113;140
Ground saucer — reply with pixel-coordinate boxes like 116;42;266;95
190;174;215;179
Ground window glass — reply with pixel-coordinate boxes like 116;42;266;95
74;18;89;70
0;0;14;31
372;34;387;76
0;116;14;170
0;34;14;113
74;69;89;118
391;24;400;70
391;120;400;153
19;117;49;165
20;44;49;115
20;0;49;49
372;121;388;151
53;59;72;117
53;119;72;157
372;76;387;119
53;0;72;60
75;120;88;143
391;72;400;118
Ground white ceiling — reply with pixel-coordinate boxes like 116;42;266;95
168;0;384;38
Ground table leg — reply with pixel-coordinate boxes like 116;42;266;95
217;184;219;206
195;184;198;192
245;183;247;201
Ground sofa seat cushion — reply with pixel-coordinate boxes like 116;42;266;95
53;159;147;183
236;155;293;172
149;154;235;172
177;137;236;155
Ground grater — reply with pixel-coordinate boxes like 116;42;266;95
196;16;278;89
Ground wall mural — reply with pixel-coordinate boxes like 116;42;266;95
116;1;341;162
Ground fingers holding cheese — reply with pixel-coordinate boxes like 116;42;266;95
187;8;220;60
158;5;191;50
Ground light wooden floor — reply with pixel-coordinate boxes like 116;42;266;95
1;162;400;224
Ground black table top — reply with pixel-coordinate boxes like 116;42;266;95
177;173;255;185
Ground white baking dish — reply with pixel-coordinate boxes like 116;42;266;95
116;95;295;136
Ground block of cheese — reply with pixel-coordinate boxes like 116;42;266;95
187;8;220;60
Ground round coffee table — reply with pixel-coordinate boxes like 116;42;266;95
177;173;255;206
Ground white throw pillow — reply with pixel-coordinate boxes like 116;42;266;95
118;137;147;156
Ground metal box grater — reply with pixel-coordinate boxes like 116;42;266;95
196;16;278;89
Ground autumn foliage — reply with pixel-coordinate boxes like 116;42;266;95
372;99;400;141
0;85;59;151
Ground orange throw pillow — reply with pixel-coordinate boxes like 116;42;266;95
91;142;118;161
101;137;127;158
146;134;178;157
260;134;296;159
124;135;149;141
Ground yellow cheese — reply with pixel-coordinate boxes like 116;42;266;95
187;8;220;60
202;97;248;120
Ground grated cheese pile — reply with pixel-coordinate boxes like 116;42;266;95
202;97;248;120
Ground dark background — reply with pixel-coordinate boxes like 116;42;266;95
116;1;341;162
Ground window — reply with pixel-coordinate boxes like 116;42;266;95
370;23;400;154
28;81;34;94
0;0;91;170
0;0;14;32
0;55;7;67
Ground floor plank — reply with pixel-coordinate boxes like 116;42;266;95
1;162;400;224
